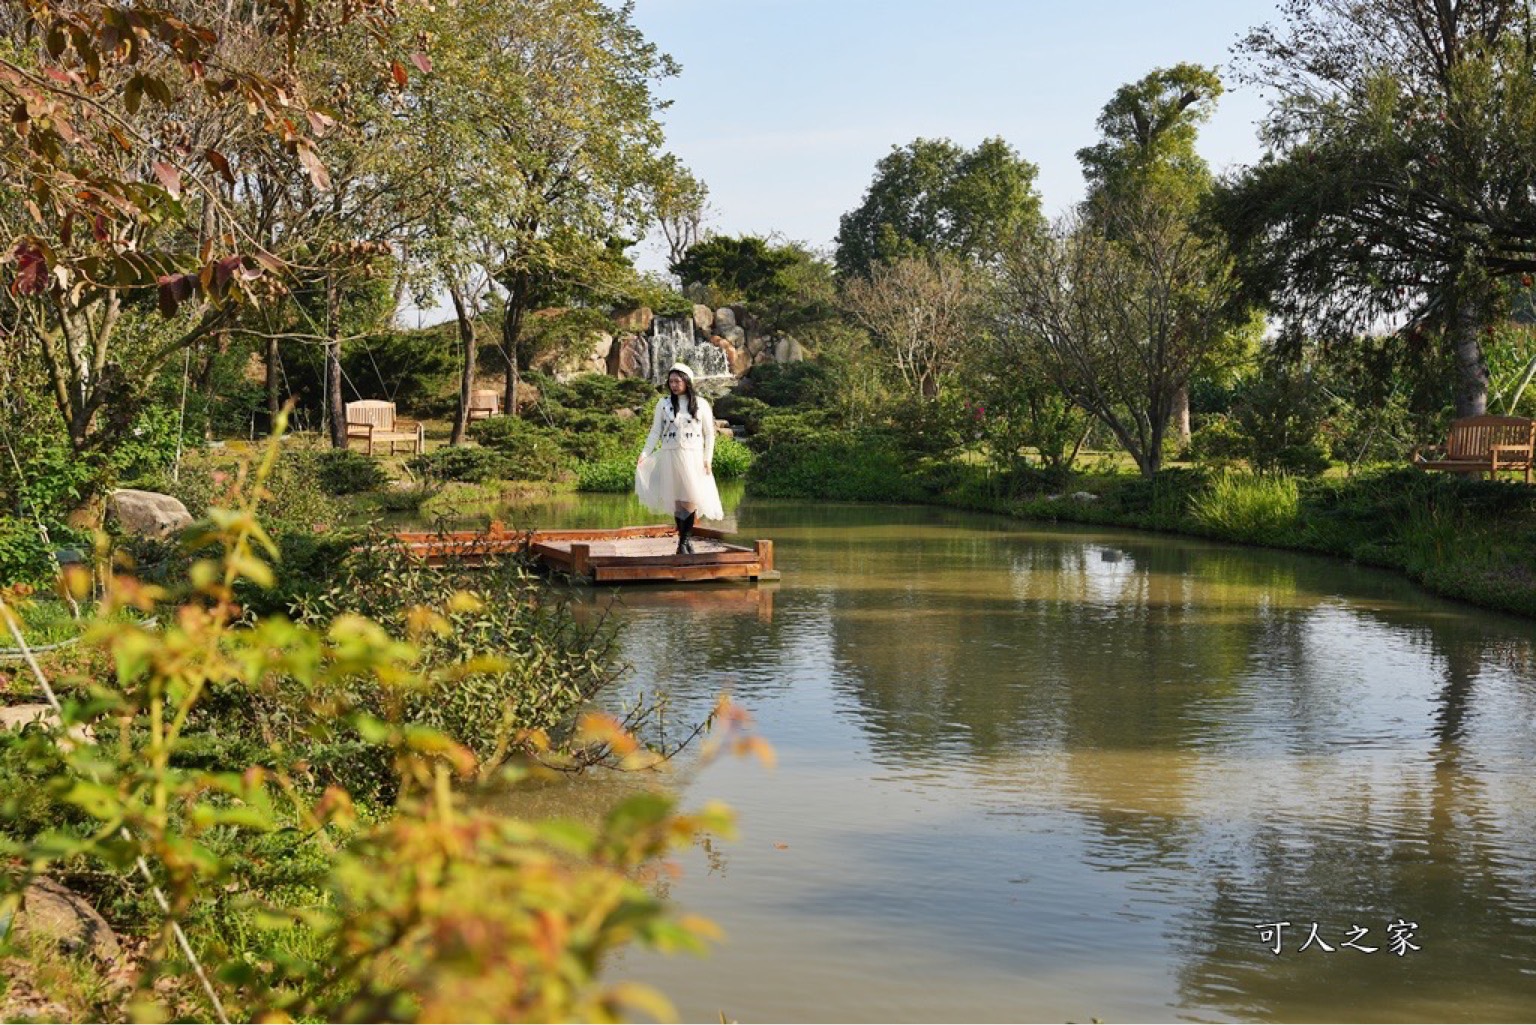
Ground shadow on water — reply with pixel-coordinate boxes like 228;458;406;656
487;494;1536;1023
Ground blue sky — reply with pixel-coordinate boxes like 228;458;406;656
628;0;1284;271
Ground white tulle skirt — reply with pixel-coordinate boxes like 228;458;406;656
635;448;724;521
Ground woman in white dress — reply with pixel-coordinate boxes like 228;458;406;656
635;362;724;554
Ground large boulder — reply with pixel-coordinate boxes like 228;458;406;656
692;304;715;336
591;332;615;362
108;490;191;540
709;335;751;377
13;878;122;962
612;306;653;334
715;324;746;349
713;307;737;333
773;337;806;363
616;335;650;380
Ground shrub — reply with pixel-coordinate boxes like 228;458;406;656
541;373;657;412
408;446;514;485
1190;471;1302;543
742;361;835;408
878;393;973;458
577;435;752;493
467;416;573;479
1229;366;1334;477
111;404;185;484
168;447;342;536
0;518;63;588
575;457;636;493
0;460;737;1023
712;435;754;481
314;449;391;495
713;394;772;434
538;407;649;463
0;434;98;526
748;426;920;501
1189;413;1246;467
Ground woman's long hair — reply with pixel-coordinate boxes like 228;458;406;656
668;373;699;419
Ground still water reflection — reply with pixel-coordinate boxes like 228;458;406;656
499;496;1536;1023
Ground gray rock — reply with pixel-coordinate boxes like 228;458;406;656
773;337;806;363
692;304;714;335
13;878;122;963
1070;491;1099;504
713;307;737;332
108;489;192;540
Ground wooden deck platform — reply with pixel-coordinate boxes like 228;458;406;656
392;523;780;584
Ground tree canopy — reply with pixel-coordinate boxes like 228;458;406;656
0;0;392;459
1077;62;1223;213
672;234;834;333
1215;0;1536;415
834;137;1043;279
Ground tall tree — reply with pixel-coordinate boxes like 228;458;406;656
386;0;523;445
474;0;683;417
834;137;1044;279
998;194;1241;477
0;0;397;468
1077;64;1224;206
649;153;711;273
1078;63;1226;448
842;255;985;398
1217;0;1536;416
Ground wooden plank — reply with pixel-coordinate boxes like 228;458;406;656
531;542;573;569
584;551;760;568
592;563;760;582
389;523;779;584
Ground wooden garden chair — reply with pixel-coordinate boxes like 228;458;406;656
344;399;424;456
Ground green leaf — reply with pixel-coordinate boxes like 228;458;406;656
123;75;143;116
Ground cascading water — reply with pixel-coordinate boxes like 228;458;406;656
648;317;729;385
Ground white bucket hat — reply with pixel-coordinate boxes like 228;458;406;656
667;362;695;384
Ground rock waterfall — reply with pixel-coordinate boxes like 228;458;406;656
647;317;730;385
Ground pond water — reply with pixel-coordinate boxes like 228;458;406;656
490;493;1536;1023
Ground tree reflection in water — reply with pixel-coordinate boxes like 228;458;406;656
506;496;1536;1022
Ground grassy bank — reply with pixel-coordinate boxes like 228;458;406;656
742;435;1536;618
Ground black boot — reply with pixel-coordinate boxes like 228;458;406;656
675;511;696;555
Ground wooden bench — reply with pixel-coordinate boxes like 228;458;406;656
466;388;501;421
1413;414;1534;483
345;399;424;456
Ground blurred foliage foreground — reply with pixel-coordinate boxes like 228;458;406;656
0;426;764;1023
